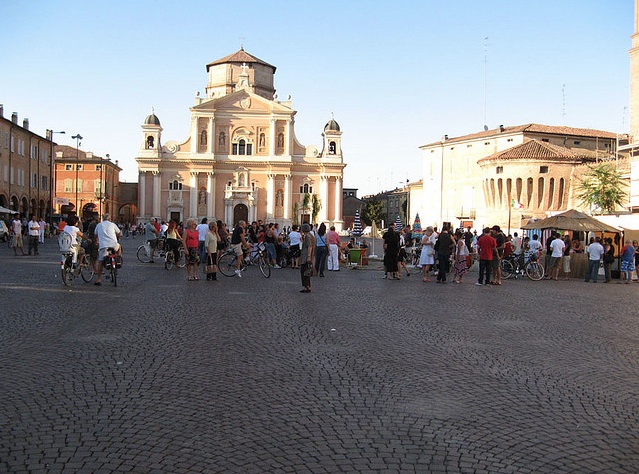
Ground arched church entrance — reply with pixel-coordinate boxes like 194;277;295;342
233;203;248;226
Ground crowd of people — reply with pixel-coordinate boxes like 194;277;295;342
381;223;639;286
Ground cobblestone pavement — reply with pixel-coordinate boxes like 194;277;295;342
1;237;638;473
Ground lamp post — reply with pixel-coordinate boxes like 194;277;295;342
47;130;65;219
97;154;109;217
71;134;82;216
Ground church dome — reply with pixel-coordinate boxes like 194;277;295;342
324;118;340;132
144;113;161;126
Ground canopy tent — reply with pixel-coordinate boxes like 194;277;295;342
521;209;620;233
0;206;16;214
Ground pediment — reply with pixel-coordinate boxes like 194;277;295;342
192;90;292;114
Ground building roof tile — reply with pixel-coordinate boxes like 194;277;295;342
206;48;276;72
477;139;602;163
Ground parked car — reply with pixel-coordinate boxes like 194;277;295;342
0;221;8;241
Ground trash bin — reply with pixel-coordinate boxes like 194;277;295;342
349;249;362;266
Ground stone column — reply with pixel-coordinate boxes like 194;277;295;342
334;176;342;223
152;171;161;218
285;119;291;156
190;117;198;153
207;117;214;154
266;174;275;219
283;174;291;220
190;171;198;218
139;171;146;219
207;171;215;219
269;119;276;156
320;175;329;223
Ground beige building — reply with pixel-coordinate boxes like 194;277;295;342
136;49;345;228
419;124;619;231
0;105;55;218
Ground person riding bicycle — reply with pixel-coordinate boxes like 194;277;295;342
165;220;182;260
230;220;251;278
62;215;87;264
93;213;122;286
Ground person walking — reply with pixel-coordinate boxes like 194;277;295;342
183;219;200;281
619;240;636;284
452;229;469;284
603;237;615;283
383;224;400;279
205;221;219;281
289;224;302;269
11;213;26;256
196;218;209;274
314;223;328;277
27;215;40;255
326;225;341;271
476;227;497;286
419;226;436;282
585;237;605;283
299;223;315;293
435;224;454;284
562;233;572;280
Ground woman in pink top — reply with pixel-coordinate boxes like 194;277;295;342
182;219;200;280
326;225;341;271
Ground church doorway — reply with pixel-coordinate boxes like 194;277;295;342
233;203;248;226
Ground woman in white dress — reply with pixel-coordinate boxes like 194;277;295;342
419;226;436;282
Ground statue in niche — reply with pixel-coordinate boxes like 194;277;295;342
277;133;284;148
259;133;265;147
200;130;207;146
238;173;246;187
146;136;154;149
276;190;283;207
219;132;226;148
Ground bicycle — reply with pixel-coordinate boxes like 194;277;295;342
137;238;166;263
164;243;187;270
101;247;121;287
218;242;271;278
61;250;95;287
500;252;545;281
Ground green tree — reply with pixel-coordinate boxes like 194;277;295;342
311;194;321;223
361;199;384;226
577;163;628;214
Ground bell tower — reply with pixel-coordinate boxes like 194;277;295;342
141;110;162;157
321;114;342;161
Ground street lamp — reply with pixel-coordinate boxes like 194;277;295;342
47;130;65;219
97;154;110;217
72;134;82;216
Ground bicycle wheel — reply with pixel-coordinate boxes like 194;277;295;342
278;255;288;268
526;261;545;281
136;245;151;263
176;248;187;268
164;251;174;270
80;255;95;282
218;252;238;277
258;255;271;278
500;259;514;279
61;265;73;287
111;266;118;287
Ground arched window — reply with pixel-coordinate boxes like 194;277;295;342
516;177;523;203
537;177;544;208
232;138;253;156
299;183;313;194
548;178;555;209
146;136;154;149
558;178;565;209
169;180;182;190
527;178;533;207
329;141;336;154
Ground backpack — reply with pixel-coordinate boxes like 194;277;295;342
59;232;73;252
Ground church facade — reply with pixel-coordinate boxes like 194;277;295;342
136;49;345;229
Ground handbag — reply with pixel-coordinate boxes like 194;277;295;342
204;255;216;274
303;264;314;277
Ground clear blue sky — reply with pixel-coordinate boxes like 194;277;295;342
0;0;632;196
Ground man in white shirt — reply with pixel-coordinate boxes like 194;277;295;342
511;232;522;256
527;234;543;258
38;218;46;244
196;218;209;272
547;233;565;281
27;215;40;256
94;213;122;286
11;214;26;256
585;237;605;283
